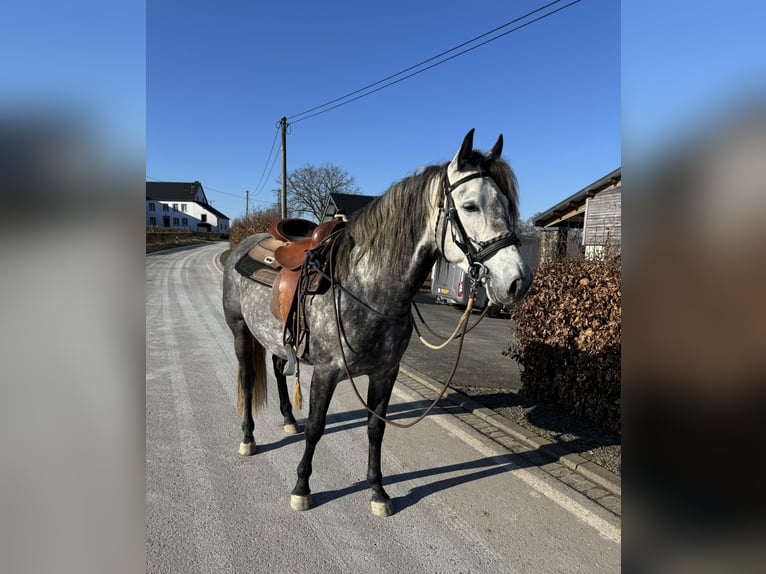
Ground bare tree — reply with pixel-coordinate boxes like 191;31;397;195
278;163;360;221
517;213;542;236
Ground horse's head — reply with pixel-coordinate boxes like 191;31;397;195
437;129;532;305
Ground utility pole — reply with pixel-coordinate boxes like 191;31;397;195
280;116;288;219
245;190;249;218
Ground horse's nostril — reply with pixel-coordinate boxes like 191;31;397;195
508;278;523;299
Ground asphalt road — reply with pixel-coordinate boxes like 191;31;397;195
403;293;523;392
146;243;620;573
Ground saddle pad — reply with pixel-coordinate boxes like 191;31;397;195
248;236;286;269
234;252;279;287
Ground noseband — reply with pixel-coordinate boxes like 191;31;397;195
439;170;521;280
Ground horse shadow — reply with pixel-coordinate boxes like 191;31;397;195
255;398;587;514
255;400;429;454
311;453;536;513
262;398;541;513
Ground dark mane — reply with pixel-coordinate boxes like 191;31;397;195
334;153;519;278
333;164;439;279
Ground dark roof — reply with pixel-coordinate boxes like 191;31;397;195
146;181;202;202
328;193;377;215
533;168;621;228
203;203;230;221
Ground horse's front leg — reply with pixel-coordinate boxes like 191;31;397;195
290;367;338;512
366;366;398;517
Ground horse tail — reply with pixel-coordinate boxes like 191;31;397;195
237;336;268;417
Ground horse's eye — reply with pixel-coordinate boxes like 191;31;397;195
462;202;480;213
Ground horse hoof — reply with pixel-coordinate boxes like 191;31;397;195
290;494;313;512
239;442;256;456
371;500;394;517
283;423;299;435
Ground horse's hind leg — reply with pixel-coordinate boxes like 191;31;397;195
231;320;267;456
366;367;398;517
272;355;299;434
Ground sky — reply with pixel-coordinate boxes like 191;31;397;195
146;0;621;222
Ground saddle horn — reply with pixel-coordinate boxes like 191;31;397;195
486;134;503;160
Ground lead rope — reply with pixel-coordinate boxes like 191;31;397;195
328;244;476;429
411;299;490;349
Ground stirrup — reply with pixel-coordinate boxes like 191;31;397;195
283;344;297;376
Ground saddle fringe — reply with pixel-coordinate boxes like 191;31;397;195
292;375;303;411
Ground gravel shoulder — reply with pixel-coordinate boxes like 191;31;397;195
403;365;622;478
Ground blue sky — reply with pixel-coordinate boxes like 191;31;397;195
4;1;760;224
1;1;145;158
623;0;766;164
147;0;621;222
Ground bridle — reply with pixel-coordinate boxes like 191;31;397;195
439;169;521;282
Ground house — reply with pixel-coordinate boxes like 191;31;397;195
320;192;377;221
534;168;621;260
146;181;230;234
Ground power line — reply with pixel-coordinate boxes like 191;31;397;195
204;186;247;199
251;125;280;196
287;0;566;122
253;142;283;197
287;0;582;124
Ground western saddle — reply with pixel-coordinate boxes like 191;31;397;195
234;216;346;374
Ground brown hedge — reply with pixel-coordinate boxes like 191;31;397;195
509;256;621;433
229;207;282;248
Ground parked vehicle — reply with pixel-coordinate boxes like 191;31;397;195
430;258;490;309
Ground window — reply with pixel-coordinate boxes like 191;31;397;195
181;203;187;212
181;218;188;226
172;203;178;211
163;204;169;212
201;213;207;222
148;203;155;211
149;216;156;225
173;217;180;226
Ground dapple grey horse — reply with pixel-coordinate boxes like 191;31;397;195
222;129;531;516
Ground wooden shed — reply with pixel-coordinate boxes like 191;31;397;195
533;168;621;260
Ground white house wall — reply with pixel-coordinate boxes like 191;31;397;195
146;200;229;232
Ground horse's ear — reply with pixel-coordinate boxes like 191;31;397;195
452;128;475;171
486;134;503;160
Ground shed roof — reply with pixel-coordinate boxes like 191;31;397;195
533;168;621;228
322;192;377;220
330;192;377;214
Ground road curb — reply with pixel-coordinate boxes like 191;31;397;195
398;364;621;497
213;248;226;273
